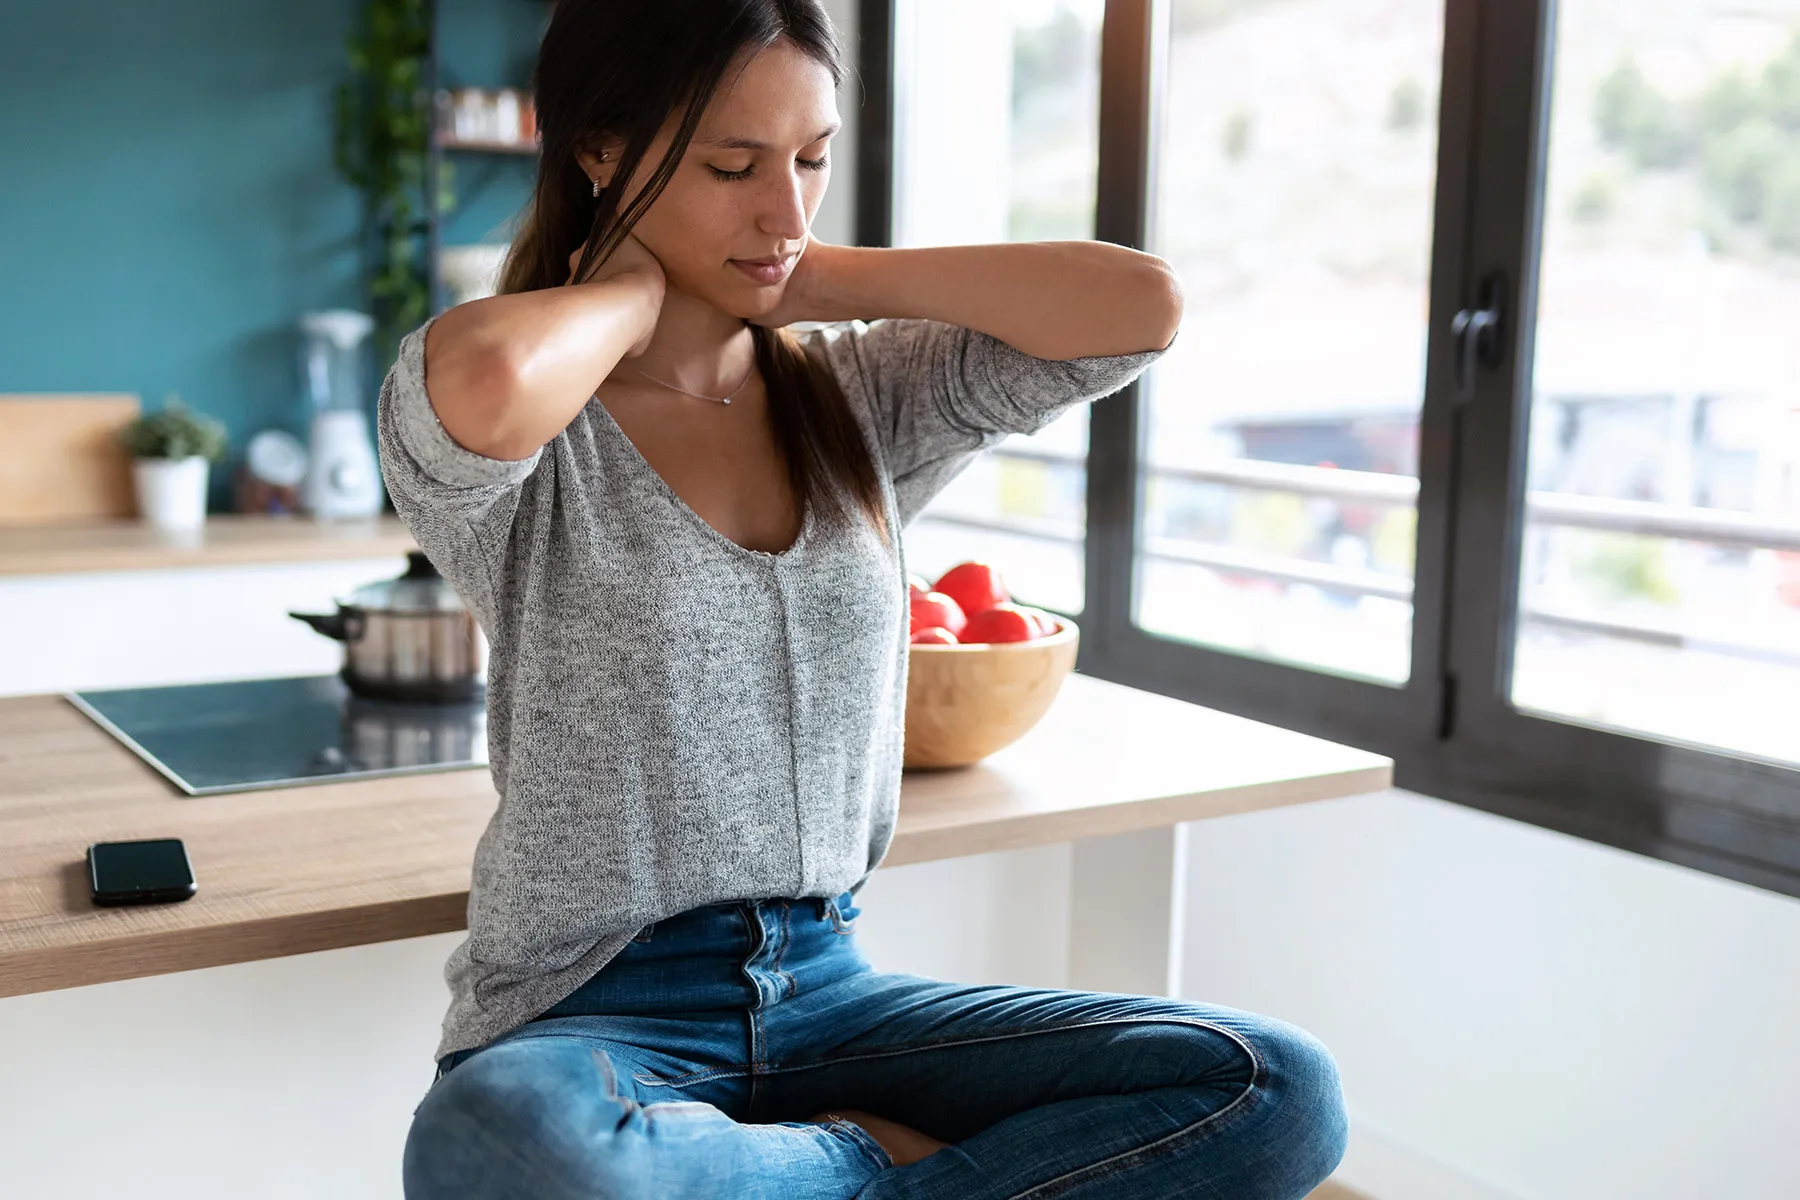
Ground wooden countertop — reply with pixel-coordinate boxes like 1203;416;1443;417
0;672;1391;997
0;514;417;576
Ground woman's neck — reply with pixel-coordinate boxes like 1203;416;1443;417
623;286;755;394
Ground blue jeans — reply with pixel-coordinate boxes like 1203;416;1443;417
403;891;1347;1199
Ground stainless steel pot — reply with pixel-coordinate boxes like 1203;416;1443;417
290;551;486;703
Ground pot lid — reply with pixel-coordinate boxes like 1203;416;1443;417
344;550;468;613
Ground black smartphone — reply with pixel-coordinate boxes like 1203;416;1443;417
87;838;197;906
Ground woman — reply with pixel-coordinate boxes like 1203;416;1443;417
391;1;1348;1197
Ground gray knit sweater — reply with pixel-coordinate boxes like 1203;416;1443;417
375;311;1169;1060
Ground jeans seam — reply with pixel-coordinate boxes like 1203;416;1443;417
761;1014;1258;1079
774;903;797;999
632;1065;752;1087
1006;1082;1262;1199
1005;1020;1265;1200
739;904;770;1115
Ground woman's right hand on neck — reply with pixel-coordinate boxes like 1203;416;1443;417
568;231;667;360
417;230;668;464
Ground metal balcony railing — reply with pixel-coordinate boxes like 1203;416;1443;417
914;448;1800;668
991;445;1800;554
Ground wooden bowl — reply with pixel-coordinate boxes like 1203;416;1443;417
902;616;1080;769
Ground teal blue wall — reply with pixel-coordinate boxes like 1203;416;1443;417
0;0;546;509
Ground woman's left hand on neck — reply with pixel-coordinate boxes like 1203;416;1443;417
747;235;846;331
746;237;1182;360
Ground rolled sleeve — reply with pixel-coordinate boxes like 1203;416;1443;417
380;314;543;494
807;317;1175;528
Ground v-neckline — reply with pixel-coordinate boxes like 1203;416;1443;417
589;394;814;562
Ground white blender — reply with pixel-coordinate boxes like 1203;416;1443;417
299;310;385;519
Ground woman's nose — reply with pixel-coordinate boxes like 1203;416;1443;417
757;167;811;239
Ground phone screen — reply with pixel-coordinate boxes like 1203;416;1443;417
88;839;196;903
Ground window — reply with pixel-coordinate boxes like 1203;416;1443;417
861;0;1800;896
887;0;1105;613
1138;0;1445;684
1512;1;1800;767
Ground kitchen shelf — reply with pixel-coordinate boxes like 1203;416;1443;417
0;514;417;577
436;135;538;155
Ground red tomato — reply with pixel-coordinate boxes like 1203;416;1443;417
909;589;968;636
933;561;1009;619
906;572;933;599
910;626;959;645
959;603;1038;644
1015;606;1059;637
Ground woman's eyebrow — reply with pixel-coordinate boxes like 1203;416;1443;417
694;123;841;150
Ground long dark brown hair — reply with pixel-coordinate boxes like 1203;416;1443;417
500;0;890;549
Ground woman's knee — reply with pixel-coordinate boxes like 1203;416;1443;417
1243;1016;1350;1192
404;1036;639;1199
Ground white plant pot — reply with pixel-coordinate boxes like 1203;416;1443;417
132;456;211;531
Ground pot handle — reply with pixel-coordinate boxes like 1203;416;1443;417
290;610;353;641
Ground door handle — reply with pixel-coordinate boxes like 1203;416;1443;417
1451;272;1507;400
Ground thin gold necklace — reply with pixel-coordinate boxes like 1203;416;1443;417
628;360;754;405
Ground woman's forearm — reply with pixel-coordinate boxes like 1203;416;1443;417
810;241;1183;360
421;270;663;462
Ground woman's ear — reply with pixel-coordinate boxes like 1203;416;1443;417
574;140;625;192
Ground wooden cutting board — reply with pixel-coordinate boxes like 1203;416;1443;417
0;395;143;526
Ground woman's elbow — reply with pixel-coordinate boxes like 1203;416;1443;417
428;344;541;462
1136;255;1185;352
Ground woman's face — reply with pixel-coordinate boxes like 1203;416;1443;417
579;39;839;321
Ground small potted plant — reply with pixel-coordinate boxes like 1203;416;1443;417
118;395;229;531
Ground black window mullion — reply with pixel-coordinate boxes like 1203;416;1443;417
1434;0;1553;740
853;0;895;250
1407;0;1488;747
1082;0;1162;672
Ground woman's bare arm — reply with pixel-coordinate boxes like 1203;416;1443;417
421;241;665;463
775;240;1183;361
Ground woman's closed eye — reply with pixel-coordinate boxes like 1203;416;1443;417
708;155;829;182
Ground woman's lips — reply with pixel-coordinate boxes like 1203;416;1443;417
729;254;795;285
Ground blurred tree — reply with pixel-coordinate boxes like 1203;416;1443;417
1570;170;1618;224
1767;157;1800;251
1594;56;1695;168
1386;76;1426;133
1703;119;1785;223
1590;32;1800;260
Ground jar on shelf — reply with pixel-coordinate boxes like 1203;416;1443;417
494;89;520;146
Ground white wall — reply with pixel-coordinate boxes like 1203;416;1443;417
1179;788;1800;1200
0;558;410;697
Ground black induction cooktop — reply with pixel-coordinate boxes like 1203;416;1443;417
66;674;488;796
